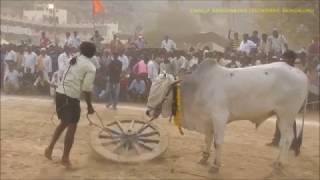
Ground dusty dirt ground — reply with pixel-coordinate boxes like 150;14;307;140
1;95;319;180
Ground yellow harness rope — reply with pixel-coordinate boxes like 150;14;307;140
173;85;184;135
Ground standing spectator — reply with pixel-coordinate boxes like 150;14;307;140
58;47;71;77
106;53;122;110
147;57;159;82
308;36;319;61
110;34;124;54
228;30;241;51
119;50;129;72
259;33;269;55
250;30;260;47
40;32;51;48
161;35;176;52
37;48;52;78
22;47;37;74
16;47;24;71
134;35;145;49
64;32;73;48
160;56;175;75
239;34;257;55
268;29;288;57
48;45;60;73
71;31;81;49
91;30;104;53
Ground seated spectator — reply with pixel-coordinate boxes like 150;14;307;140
128;76;146;101
4;64;21;94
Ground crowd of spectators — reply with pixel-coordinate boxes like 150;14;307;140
1;29;319;108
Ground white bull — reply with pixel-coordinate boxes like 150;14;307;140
146;60;308;172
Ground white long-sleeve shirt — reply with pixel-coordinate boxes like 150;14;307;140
58;52;71;76
147;60;159;82
43;55;52;74
161;39;176;52
119;55;129;72
23;52;37;73
239;40;257;54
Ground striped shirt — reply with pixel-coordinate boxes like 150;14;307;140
230;39;241;51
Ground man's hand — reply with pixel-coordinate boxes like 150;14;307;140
87;105;95;115
84;91;94;114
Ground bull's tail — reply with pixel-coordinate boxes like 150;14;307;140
294;95;308;156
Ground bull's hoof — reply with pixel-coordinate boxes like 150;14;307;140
198;158;208;165
272;162;284;170
208;165;220;173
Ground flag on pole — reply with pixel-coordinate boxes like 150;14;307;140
92;0;104;16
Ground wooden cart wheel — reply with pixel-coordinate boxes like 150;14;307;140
90;119;169;163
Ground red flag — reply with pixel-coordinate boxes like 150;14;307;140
92;0;104;16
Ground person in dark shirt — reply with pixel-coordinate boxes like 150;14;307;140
106;53;122;110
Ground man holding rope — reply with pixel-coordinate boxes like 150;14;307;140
44;42;96;168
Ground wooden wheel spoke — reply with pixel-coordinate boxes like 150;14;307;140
138;138;160;144
113;141;126;153
116;120;126;133
132;143;141;155
128;120;135;131
136;124;151;134
103;127;122;135
99;134;120;139
138;131;159;137
101;139;121;146
136;141;153;151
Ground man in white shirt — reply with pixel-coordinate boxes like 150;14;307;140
23;47;37;74
45;42;96;169
147;58;159;82
161;36;176;52
64;32;73;48
268;29;288;57
118;51;129;72
239;33;257;55
71;31;81;49
58;47;72;78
